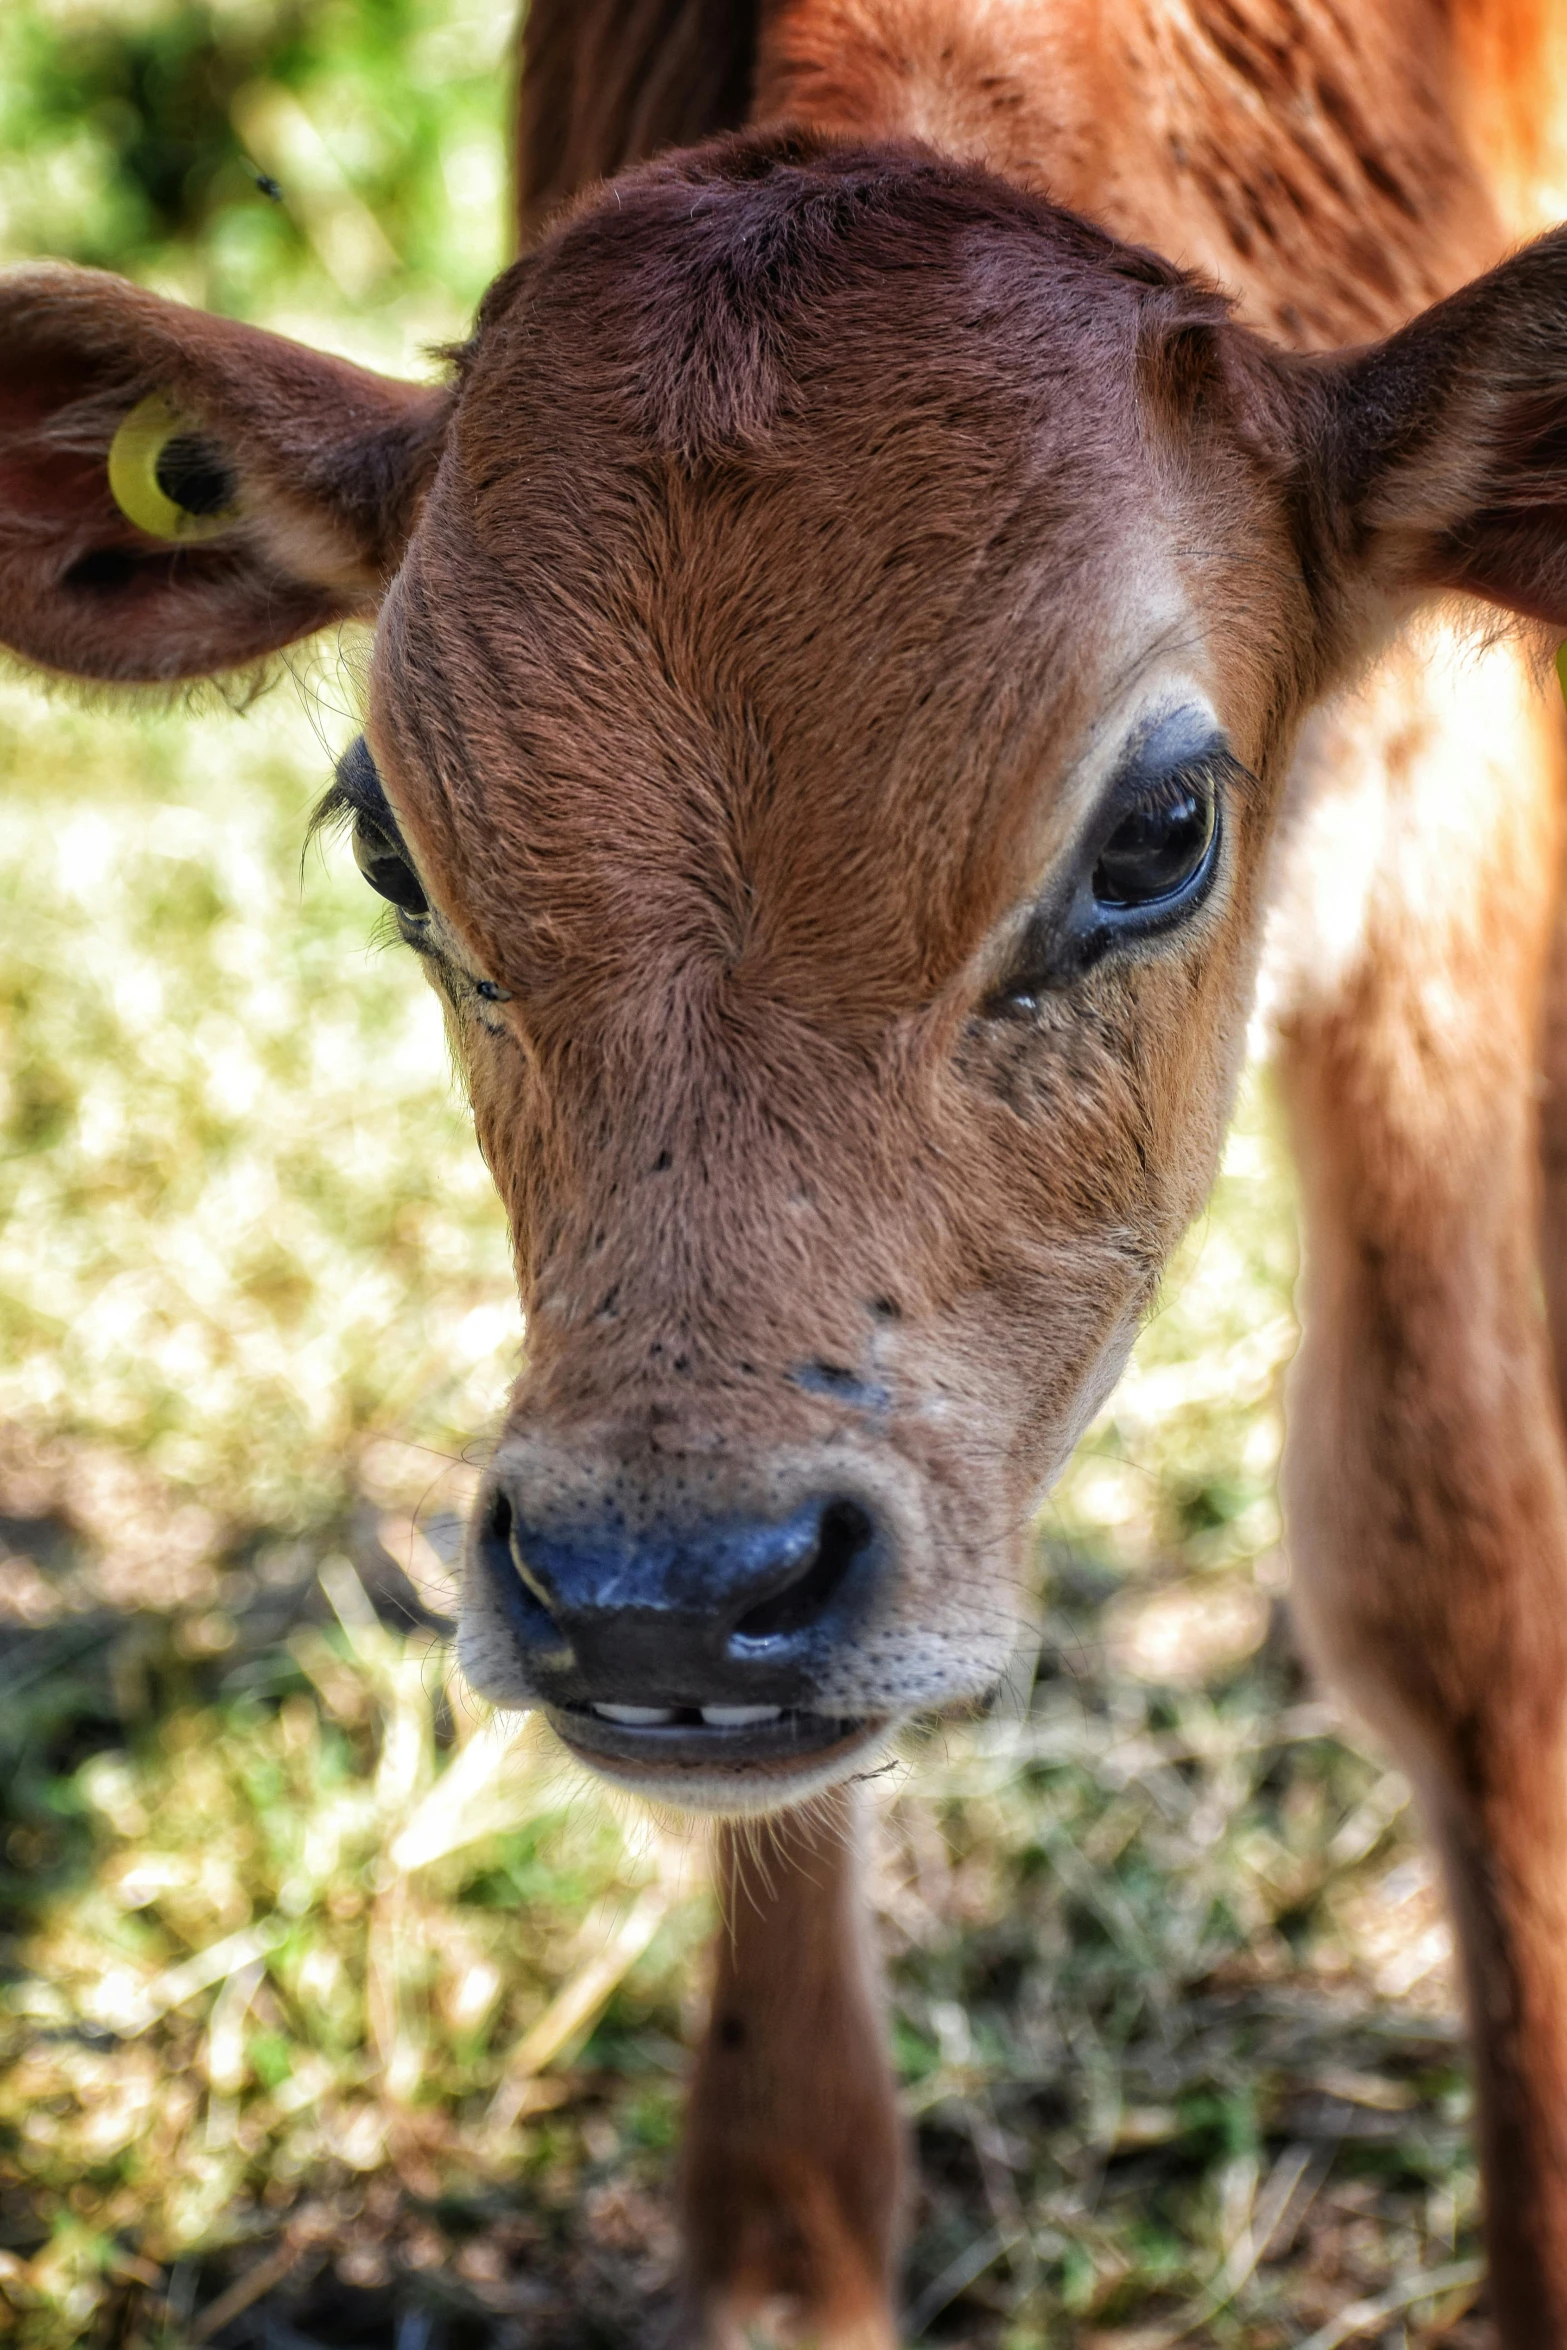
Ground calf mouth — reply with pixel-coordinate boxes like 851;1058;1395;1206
547;1700;889;1799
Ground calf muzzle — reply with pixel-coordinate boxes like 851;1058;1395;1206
470;1479;888;1771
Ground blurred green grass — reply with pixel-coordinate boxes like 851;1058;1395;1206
0;0;510;366
0;10;1488;2347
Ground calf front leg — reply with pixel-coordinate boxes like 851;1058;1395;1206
676;1784;905;2348
1276;634;1567;2343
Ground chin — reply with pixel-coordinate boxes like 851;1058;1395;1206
544;1703;903;1817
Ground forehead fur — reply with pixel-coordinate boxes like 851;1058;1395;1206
461;132;1230;462
374;137;1238;1012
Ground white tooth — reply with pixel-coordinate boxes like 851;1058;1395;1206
700;1705;782;1728
594;1704;676;1726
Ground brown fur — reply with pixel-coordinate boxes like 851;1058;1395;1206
6;5;1567;2340
515;0;758;242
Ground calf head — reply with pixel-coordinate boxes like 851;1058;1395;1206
8;139;1567;1810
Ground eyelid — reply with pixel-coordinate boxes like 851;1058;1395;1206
1095;722;1230;818
1117;703;1228;780
335;735;425;862
355;804;394;847
357;805;418;868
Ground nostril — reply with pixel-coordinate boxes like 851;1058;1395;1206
484;1483;514;1561
488;1488;510;1536
733;1499;875;1642
481;1487;561;1646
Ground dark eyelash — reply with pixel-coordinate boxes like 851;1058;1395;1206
307;775;381;851
1110;745;1250;822
307;738;409;858
306;777;354;846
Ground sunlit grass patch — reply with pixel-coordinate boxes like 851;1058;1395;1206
0;0;512;373
0;672;517;1544
1;1567;710;2345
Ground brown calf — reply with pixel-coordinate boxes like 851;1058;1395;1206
6;2;1567;2339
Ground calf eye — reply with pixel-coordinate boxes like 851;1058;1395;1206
352;810;429;919
984;735;1237;1014
1092;771;1217;909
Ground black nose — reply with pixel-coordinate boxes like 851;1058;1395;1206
474;1486;880;1711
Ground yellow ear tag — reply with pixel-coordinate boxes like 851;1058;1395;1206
107;391;240;543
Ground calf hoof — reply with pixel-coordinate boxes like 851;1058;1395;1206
669;2285;899;2348
674;2151;901;2348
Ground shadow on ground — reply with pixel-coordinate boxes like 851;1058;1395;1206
0;1452;1493;2350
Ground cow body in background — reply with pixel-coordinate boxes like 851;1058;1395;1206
8;2;1567;2341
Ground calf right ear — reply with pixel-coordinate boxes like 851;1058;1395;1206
1299;225;1567;639
0;264;451;683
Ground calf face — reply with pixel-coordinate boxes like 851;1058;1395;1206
362;151;1303;1810
7;137;1567;1810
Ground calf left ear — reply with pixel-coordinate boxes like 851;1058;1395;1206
1300;226;1567;636
0;263;451;683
